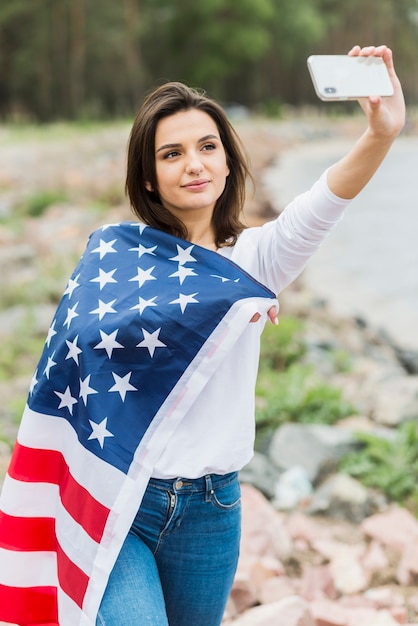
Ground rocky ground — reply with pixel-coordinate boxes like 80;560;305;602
1;115;418;625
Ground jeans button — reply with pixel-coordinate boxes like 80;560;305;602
175;480;183;490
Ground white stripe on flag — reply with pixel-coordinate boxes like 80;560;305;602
1;475;59;517
0;548;57;587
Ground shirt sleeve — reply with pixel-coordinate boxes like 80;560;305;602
228;169;352;294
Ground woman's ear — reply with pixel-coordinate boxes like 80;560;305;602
145;181;153;192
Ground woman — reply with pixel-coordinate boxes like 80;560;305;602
0;45;405;626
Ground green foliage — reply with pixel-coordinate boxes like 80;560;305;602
255;317;354;445
8;395;27;427
340;421;418;513
259;99;284;119
256;363;353;442
18;190;68;217
0;256;71;310
0;315;44;381
259;316;305;370
142;0;275;95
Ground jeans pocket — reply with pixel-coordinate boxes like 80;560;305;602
210;479;241;510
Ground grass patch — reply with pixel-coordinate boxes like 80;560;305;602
255;363;353;446
340;421;418;514
0;313;46;380
17;189;69;218
259;316;306;370
255;316;354;446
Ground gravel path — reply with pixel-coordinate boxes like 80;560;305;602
263;133;418;350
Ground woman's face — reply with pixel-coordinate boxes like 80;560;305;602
148;108;230;221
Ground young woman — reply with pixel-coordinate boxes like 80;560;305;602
0;45;405;626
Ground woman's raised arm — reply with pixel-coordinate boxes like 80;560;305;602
327;45;406;200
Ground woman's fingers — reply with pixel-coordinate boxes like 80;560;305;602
249;306;278;325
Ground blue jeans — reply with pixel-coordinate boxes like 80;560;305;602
96;472;241;626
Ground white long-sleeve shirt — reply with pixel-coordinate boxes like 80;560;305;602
152;171;351;479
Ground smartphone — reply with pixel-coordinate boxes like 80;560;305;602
307;55;394;101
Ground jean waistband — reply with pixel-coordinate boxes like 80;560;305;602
148;471;238;494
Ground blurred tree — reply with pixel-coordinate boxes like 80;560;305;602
140;0;274;100
123;0;143;106
245;0;329;105
0;0;417;119
69;0;86;117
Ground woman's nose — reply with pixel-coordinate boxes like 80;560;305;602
185;154;203;175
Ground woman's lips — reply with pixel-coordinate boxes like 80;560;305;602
182;179;210;191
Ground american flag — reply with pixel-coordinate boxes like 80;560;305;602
0;222;276;625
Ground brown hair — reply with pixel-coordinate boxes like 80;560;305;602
125;81;252;247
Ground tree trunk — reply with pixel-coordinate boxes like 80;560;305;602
69;0;86;117
124;0;143;108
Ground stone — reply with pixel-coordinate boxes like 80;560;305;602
329;546;370;595
268;423;357;484
395;348;418;375
307;473;373;522
287;512;324;544
361;506;418;552
273;465;313;510
240;451;281;499
229;570;258;615
240;483;294;561
368;611;403;626
363;586;403;609
310;598;348;626
299;564;337;601
362;541;390;574
397;534;418;585
231;595;314;626
371;376;418;426
258;575;297;604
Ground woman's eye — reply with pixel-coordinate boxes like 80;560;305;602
164;150;180;159
202;143;216;151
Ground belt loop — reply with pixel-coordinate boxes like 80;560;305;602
205;474;213;502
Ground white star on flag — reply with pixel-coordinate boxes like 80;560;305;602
63;302;79;329
129;266;157;288
90;268;117;290
94;329;124;358
210;274;240;283
101;223;120;231
169;265;197;285
128;244;157;259
136;328;167;357
127;221;147;234
169;244;197;265
89;299;117;321
109;372;137;401
169;292;199;313
130;296;158;315
91;238;117;260
54;386;78;415
44;352;57;379
45;319;57;347
79;374;98;406
63;274;80;298
29;369;38;394
65;335;82;365
88;417;114;448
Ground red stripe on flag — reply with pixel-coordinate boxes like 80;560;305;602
8;442;110;542
57;542;89;608
0;511;55;551
0;583;58;624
